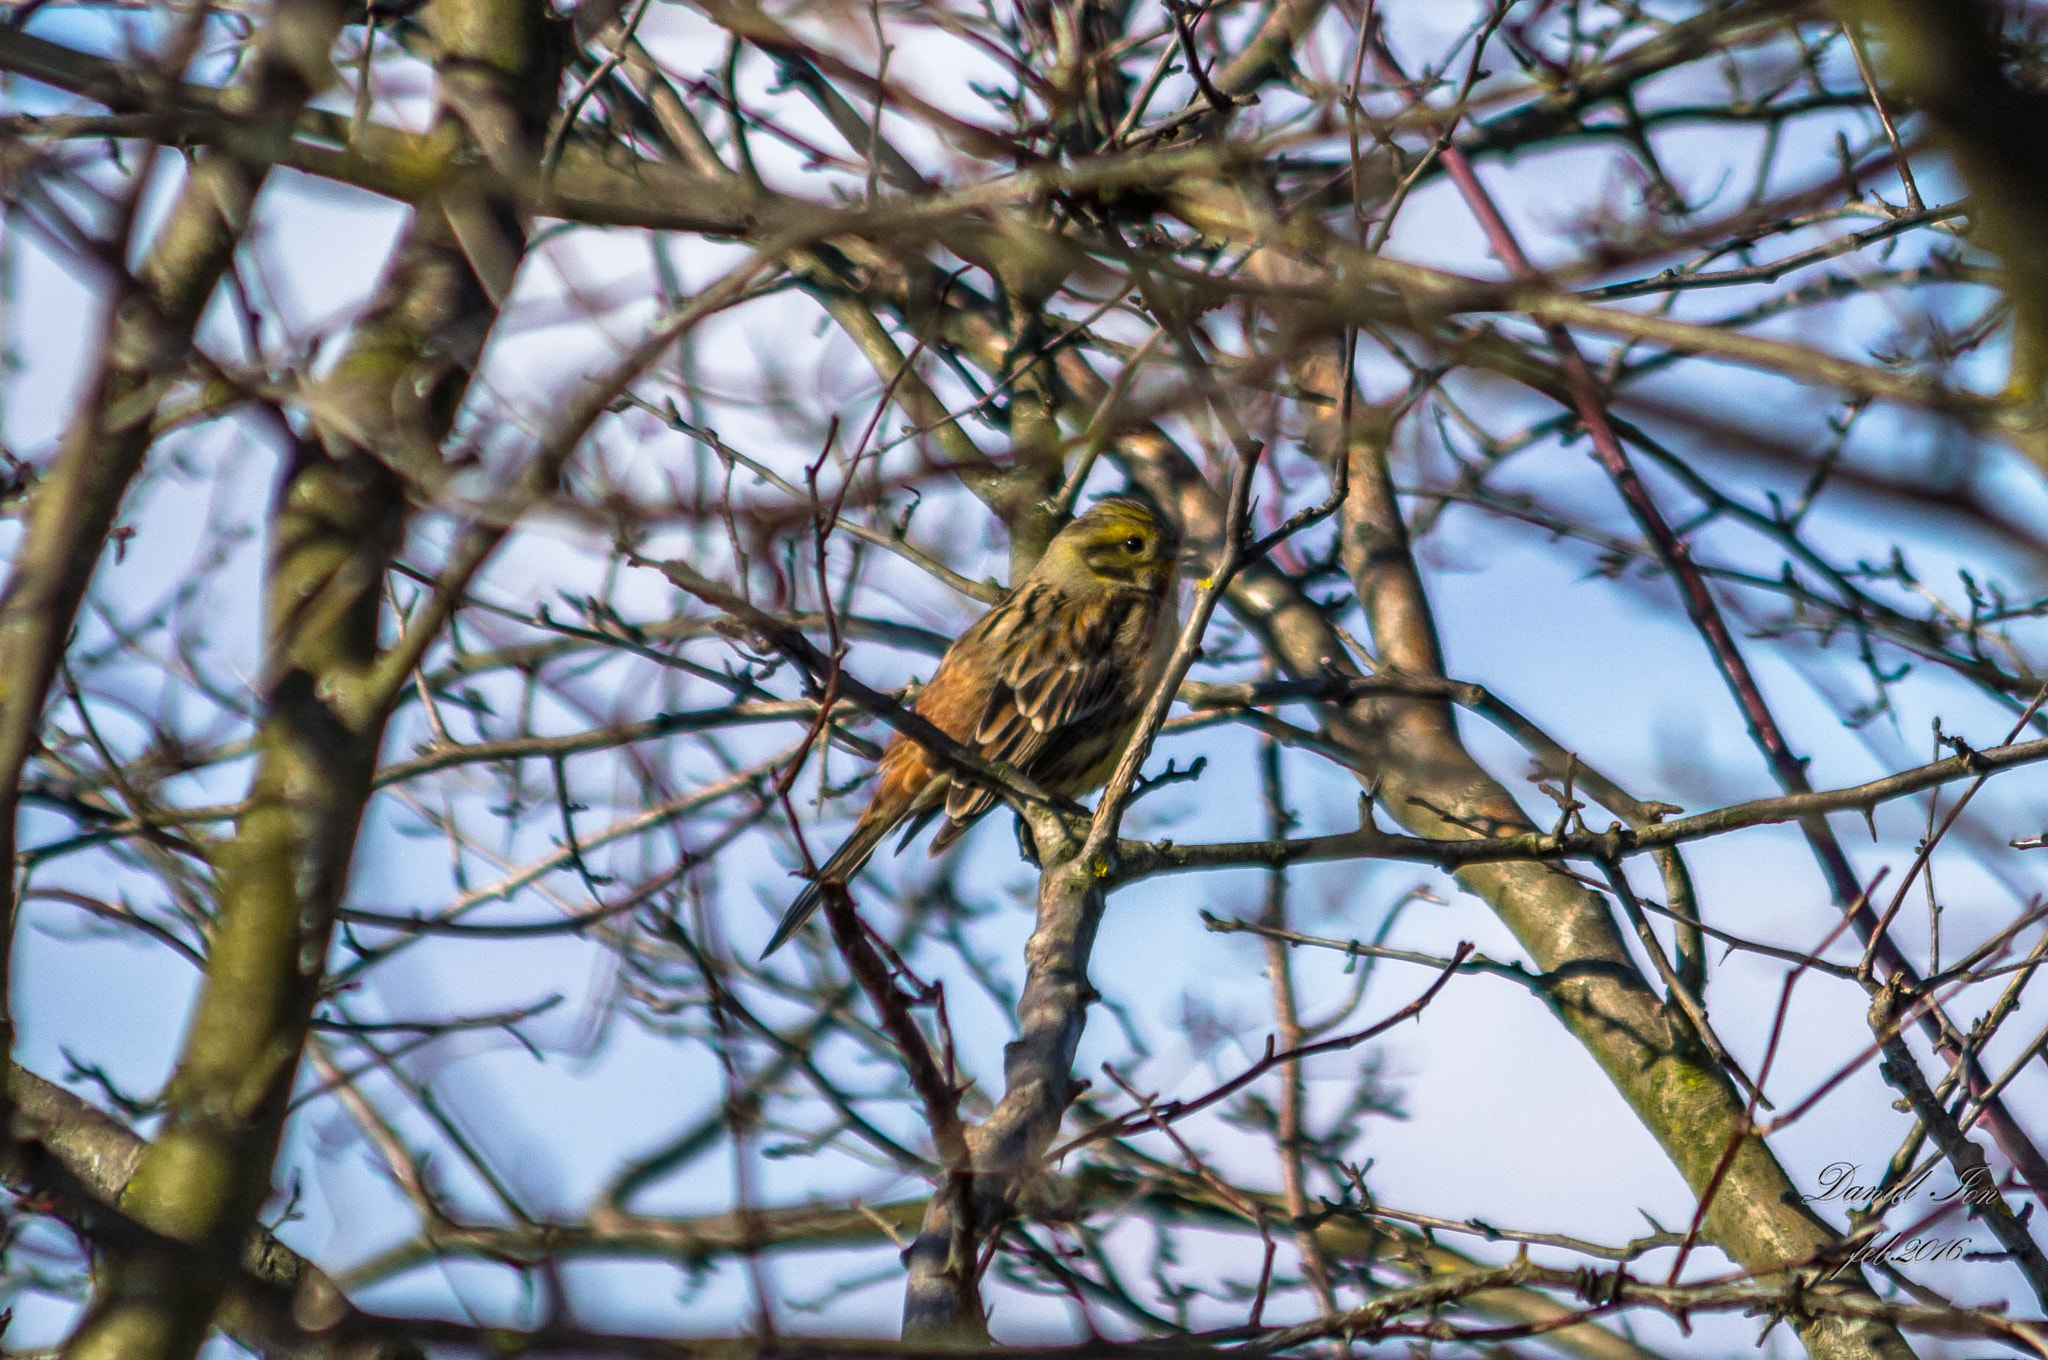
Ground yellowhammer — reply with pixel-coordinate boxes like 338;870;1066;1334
763;497;1183;956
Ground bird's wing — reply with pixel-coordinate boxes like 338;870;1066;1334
769;584;1148;953
942;583;1141;825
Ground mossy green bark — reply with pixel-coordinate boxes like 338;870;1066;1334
0;0;343;1264
59;6;556;1360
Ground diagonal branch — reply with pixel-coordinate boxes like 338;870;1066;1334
1442;140;2048;1229
1115;383;1919;1360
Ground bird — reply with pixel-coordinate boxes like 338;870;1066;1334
762;496;1184;957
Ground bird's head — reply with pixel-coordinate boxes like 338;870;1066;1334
1032;496;1182;594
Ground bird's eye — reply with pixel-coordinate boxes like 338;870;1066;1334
1123;535;1144;553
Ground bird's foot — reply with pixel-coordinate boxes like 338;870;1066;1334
1013;812;1043;868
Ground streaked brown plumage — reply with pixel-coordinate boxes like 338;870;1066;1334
763;497;1182;956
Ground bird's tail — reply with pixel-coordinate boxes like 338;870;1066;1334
761;809;898;957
